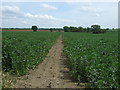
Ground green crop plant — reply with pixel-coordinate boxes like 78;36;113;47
2;31;60;76
63;31;119;88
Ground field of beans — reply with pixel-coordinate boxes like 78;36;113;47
2;31;60;76
2;31;119;88
63;31;119;88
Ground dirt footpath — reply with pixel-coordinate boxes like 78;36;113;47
13;35;85;88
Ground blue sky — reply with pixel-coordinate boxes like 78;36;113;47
1;2;118;28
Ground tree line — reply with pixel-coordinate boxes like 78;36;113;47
32;26;63;32
63;25;109;34
1;24;115;34
32;25;110;34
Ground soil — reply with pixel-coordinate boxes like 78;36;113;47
13;35;85;88
2;30;50;32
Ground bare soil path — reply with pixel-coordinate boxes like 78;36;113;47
13;35;85;88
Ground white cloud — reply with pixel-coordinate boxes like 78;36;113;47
41;4;58;10
24;13;56;20
1;6;20;13
2;5;73;28
1;5;24;20
23;21;27;24
80;6;103;13
94;13;100;17
25;13;34;17
79;6;103;17
2;5;56;20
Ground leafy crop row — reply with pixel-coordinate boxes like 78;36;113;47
2;32;59;76
63;32;119;88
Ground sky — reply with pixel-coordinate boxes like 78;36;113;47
1;1;118;28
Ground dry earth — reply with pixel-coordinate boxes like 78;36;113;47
2;30;50;32
13;35;85;88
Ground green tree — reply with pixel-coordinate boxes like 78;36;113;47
86;27;91;32
69;26;75;32
32;26;38;32
78;26;83;32
69;26;79;32
91;25;101;34
63;26;69;32
106;28;109;30
91;25;107;33
50;28;53;32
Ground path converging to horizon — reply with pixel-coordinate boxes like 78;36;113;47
13;35;85;88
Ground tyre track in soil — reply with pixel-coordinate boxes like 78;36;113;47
13;35;85;88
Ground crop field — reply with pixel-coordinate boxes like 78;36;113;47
63;31;119;88
2;31;60;76
2;31;119;88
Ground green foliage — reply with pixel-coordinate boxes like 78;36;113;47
32;26;38;31
2;32;59;76
78;26;84;32
63;25;107;33
69;26;78;32
63;32;119;88
91;25;106;34
50;28;53;32
63;26;70;32
63;26;84;32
